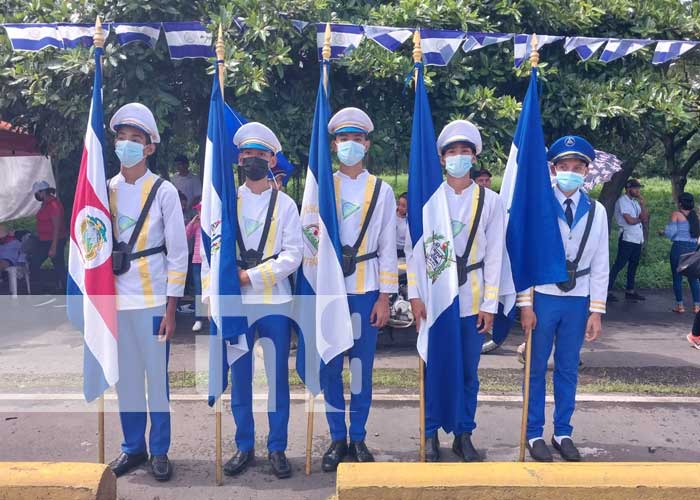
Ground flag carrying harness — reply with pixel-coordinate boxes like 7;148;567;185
556;199;596;292
456;184;485;287
341;177;383;277
110;177;166;276
236;188;279;270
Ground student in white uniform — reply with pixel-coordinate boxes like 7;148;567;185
320;107;398;472
407;120;505;462
106;103;188;482
518;135;609;462
396;192;408;258
223;122;303;480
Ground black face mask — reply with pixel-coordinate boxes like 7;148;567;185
240;156;269;181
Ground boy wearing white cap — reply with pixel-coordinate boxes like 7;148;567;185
223;122;302;479
408;120;505;462
106;103;188;481
320;107;398;472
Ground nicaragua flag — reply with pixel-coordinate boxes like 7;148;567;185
407;62;464;434
420;29;466;66
514;34;563;68
57;23;112;49
2;23;63;51
67;46;119;402
462;32;513;54
652;40;699;65
162;21;214;60
113;23;161;48
599;38;653;63
363;25;413;52
201;74;248;406
564;37;608;62
295;62;353;394
497;66;567;322
315;23;364;61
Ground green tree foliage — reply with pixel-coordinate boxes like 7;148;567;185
2;0;700;215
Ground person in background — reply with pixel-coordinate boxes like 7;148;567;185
471;168;493;190
0;224;22;274
664;192;700;313
185;200;204;332
608;179;648;302
396;192;408;258
171;154;202;210
30;180;67;294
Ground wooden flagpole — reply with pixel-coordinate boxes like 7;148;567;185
215;24;225;486
518;38;539;462
305;22;333;477
93;15;106;465
412;30;427;463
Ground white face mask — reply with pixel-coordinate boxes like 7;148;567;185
336;140;366;166
445;155;473;178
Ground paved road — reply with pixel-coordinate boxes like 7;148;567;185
2;399;700;500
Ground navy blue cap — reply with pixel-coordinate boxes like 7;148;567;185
547;135;595;165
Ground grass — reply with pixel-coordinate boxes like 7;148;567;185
4;367;700;397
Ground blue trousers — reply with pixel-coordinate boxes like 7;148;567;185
526;293;588;440
116;306;171;456
670;241;700;304
322;291;379;442
231;314;290;453
426;315;483;437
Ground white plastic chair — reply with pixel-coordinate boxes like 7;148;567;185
5;264;30;297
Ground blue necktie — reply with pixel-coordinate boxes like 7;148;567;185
564;199;574;228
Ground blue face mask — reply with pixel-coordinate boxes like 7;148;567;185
445;155;473;178
336;140;366;166
555;171;585;192
115;140;145;168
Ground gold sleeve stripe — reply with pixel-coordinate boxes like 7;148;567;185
168;270;187;277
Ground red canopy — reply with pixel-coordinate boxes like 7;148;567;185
0;121;40;157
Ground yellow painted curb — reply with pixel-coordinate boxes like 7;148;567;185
0;462;116;500
337;462;700;500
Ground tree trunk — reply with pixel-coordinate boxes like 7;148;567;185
599;161;636;224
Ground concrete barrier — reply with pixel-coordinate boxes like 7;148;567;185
0;462;116;500
336;462;700;500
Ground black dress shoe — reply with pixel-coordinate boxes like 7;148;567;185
269;451;292;479
452;433;482;462
625;291;646;301
223;449;254;476
348;440;375;463
150;455;172;482
425;435;440;462
551;437;581;462
108;451;148;477
321;440;348;472
527;438;553;462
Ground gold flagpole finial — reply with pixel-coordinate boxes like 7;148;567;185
322;22;332;62
216;25;225;96
530;33;540;67
94;16;105;49
412;30;422;64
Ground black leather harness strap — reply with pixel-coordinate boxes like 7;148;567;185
456;185;485;287
236;189;279;269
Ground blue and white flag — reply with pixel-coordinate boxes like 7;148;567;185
2;23;63;51
514;34;563;68
57;23;111;49
498;66;567;315
295;62;353;394
407;62;463;433
363;25;413;52
462;32;512;53
201;74;248;406
315;23;364;61
420;28;466;66
564;36;608;61
599;38;653;63
653;40;699;65
113;23;161;48
162;21;214;60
